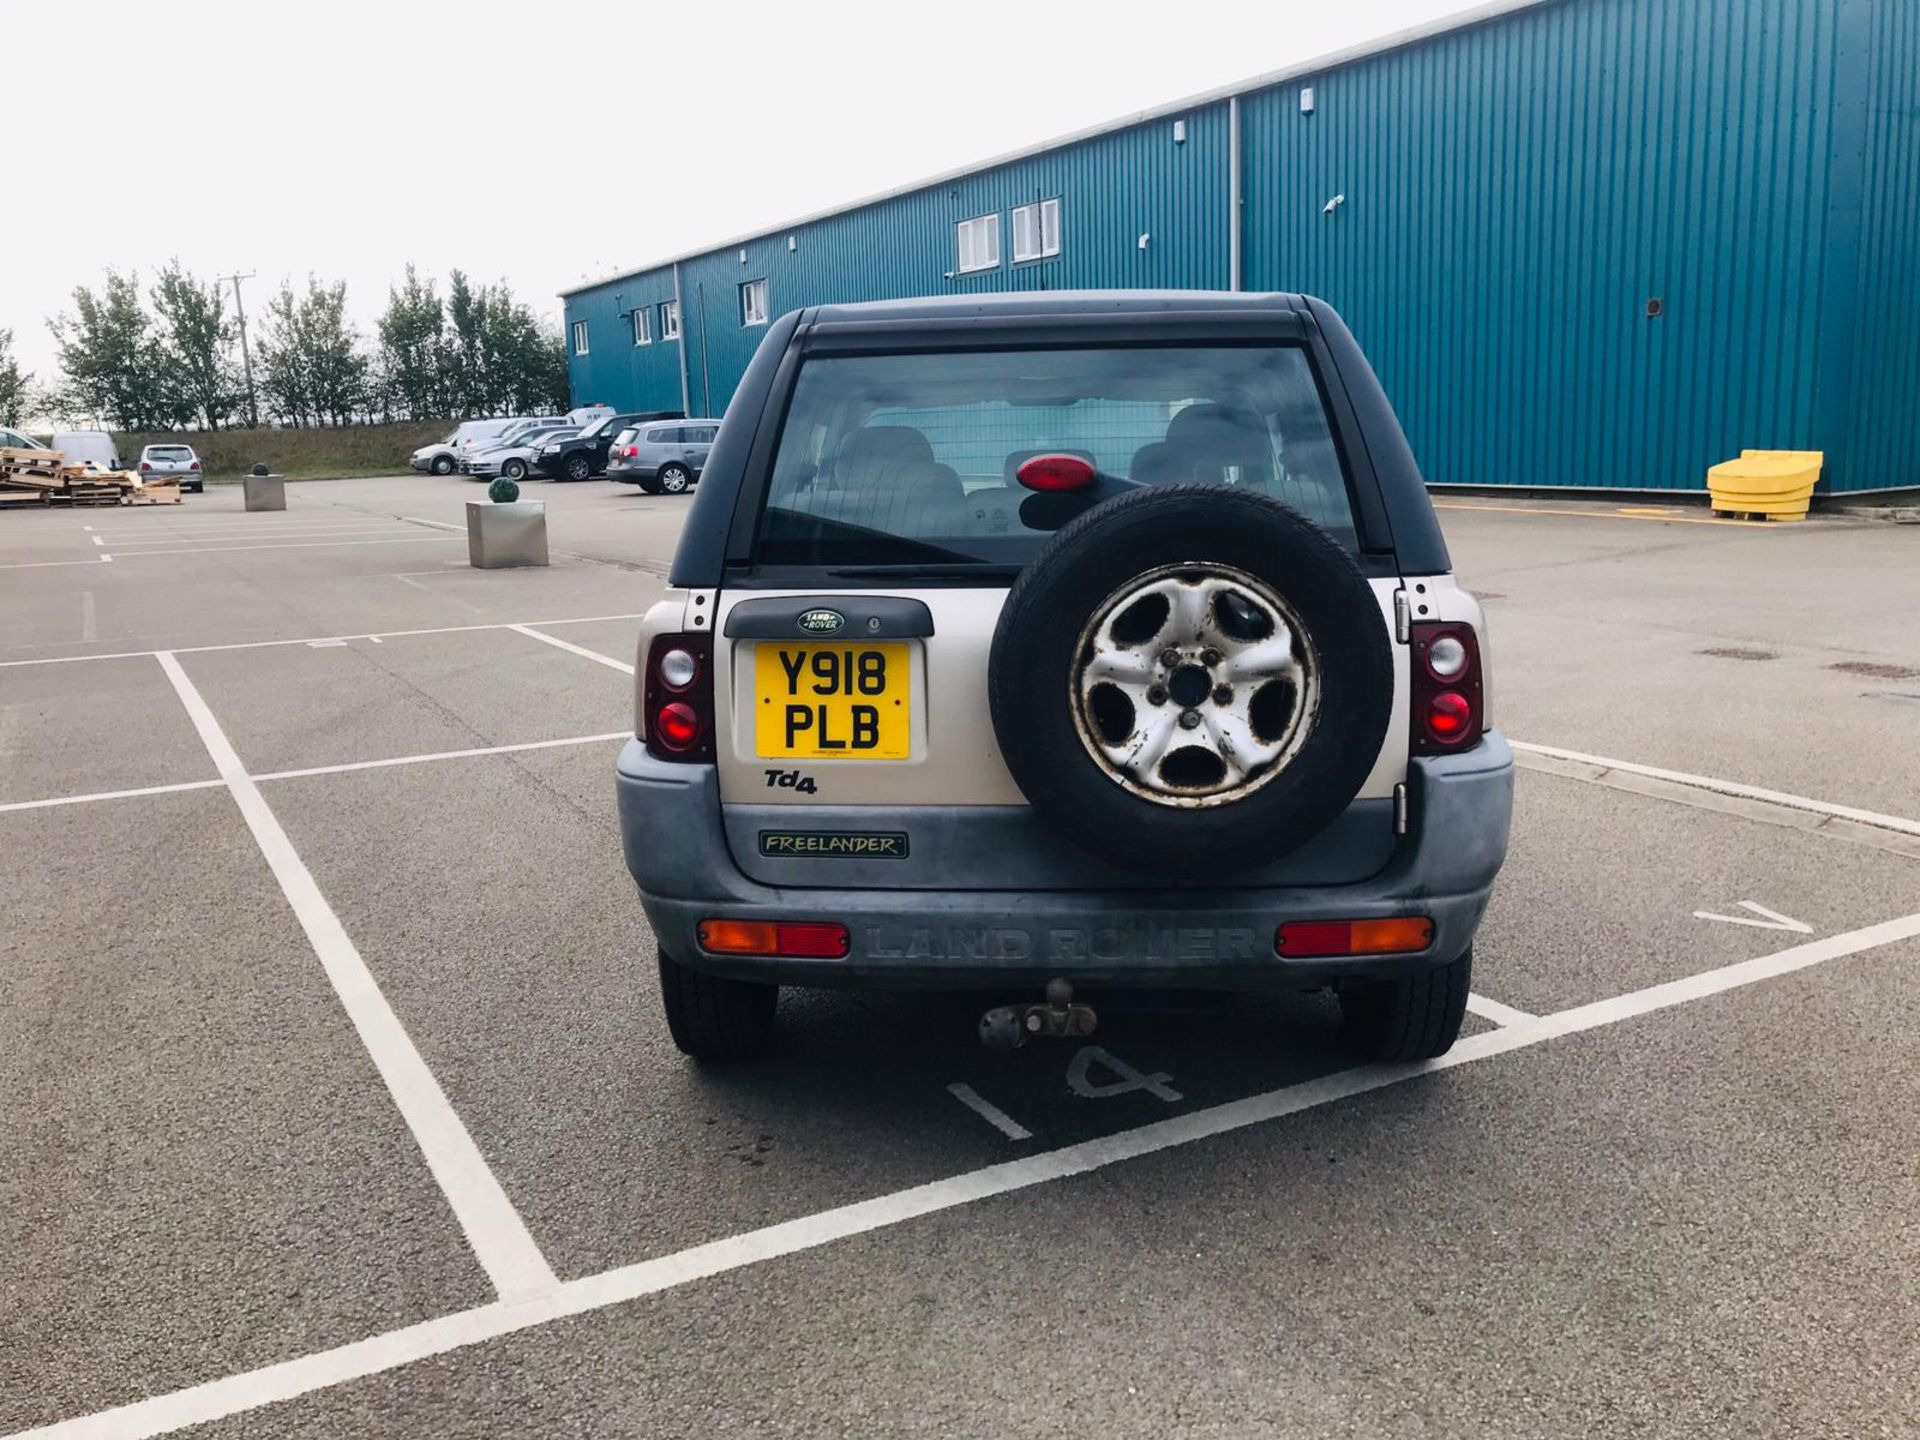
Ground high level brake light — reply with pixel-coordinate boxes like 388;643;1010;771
1408;621;1485;752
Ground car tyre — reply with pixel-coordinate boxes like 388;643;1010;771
657;947;778;1061
189;481;204;494
659;463;691;494
503;458;528;481
564;453;593;482
431;455;455;476
1338;948;1473;1063
636;475;664;494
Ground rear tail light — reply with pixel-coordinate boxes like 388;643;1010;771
189;460;200;471
1409;620;1484;752
698;919;849;959
644;631;714;761
1276;917;1433;958
139;461;150;473
622;444;637;458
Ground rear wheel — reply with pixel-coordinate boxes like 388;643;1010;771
431;454;455;476
658;463;691;494
1338;948;1473;1062
564;453;593;482
657;948;778;1061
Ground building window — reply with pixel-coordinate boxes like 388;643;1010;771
631;307;652;346
571;320;589;355
741;278;769;327
661;299;681;340
1013;198;1062;262
955;213;1000;273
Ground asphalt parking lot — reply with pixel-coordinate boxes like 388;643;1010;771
4;477;1917;1439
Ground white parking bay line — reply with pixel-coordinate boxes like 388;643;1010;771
1510;739;1920;839
509;623;635;675
18;909;1920;1440
0;778;229;815
110;537;456;558
0;734;630;816
253;732;630;783
1465;993;1536;1027
152;651;557;1304
0;613;650;669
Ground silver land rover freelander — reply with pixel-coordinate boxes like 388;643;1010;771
618;291;1513;1065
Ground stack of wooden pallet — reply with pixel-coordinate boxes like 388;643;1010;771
0;448;182;506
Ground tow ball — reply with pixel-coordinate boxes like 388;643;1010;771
978;978;1097;1051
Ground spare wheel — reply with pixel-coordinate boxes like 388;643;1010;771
987;484;1393;877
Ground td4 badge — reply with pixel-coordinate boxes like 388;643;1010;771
764;768;819;795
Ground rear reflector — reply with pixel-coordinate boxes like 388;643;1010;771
698;919;850;959
1275;917;1434;958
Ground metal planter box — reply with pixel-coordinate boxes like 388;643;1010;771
243;474;286;511
466;500;550;568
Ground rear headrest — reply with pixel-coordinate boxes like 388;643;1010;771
837;426;935;475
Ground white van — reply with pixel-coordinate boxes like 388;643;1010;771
410;419;523;475
50;431;121;471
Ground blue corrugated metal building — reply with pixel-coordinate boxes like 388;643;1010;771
561;0;1919;495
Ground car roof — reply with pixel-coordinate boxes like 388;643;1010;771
804;289;1311;327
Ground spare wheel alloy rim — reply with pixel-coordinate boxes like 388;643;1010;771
1069;562;1320;807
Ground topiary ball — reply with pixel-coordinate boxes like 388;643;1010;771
488;476;520;504
251;463;269;476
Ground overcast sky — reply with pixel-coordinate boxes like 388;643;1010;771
6;0;1484;384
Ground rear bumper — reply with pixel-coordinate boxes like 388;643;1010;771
616;733;1514;990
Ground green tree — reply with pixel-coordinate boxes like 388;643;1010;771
442;269;488;416
48;269;168;429
150;261;238;430
0;329;32;428
257;277;369;427
376;265;448;420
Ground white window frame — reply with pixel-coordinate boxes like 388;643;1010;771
955;213;1001;273
571;319;589;355
660;299;681;340
741;278;769;327
631;307;651;346
1012;198;1062;262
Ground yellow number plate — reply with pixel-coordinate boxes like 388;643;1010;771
754;643;911;759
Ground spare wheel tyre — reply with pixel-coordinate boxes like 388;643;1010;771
988;484;1393;877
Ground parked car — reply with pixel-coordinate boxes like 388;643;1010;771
412;419;520;476
0;427;49;452
465;426;578;481
139;443;204;493
617;291;1512;1065
534;410;682;481
455;416;565;463
50;430;121;471
606;419;720;493
567;405;616;429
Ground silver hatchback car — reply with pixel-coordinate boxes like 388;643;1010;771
139;443;204;493
606;420;721;494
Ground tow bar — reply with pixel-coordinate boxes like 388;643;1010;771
978;978;1097;1051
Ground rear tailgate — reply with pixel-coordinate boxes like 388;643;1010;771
710;582;1407;890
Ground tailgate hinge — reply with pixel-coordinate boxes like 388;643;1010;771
1393;782;1409;835
1393;588;1411;644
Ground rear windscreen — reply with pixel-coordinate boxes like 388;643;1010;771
754;346;1354;569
